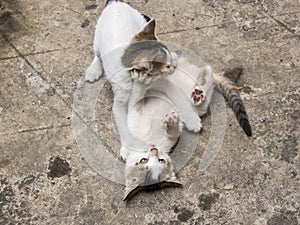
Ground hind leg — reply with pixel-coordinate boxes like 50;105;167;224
190;65;212;106
191;86;206;106
85;55;103;82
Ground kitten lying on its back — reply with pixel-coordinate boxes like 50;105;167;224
123;55;252;200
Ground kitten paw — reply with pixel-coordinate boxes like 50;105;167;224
162;112;180;127
184;115;202;133
130;69;152;83
85;57;103;82
191;86;206;106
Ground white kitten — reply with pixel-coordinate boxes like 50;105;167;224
86;0;201;152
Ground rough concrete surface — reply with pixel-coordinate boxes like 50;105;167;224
0;0;299;224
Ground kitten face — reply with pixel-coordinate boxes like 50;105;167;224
148;47;177;76
121;19;177;78
124;147;181;200
122;41;177;77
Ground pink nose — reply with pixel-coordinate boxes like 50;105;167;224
150;148;158;156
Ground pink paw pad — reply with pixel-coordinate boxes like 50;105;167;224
191;86;205;105
162;112;179;126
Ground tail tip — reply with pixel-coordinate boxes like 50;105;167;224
242;123;252;137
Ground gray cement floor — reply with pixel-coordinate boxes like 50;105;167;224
0;0;299;224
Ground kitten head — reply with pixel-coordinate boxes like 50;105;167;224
121;19;177;77
124;147;182;201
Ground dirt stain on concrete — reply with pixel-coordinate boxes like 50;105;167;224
198;192;220;211
47;156;72;179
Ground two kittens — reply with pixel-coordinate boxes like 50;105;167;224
85;0;251;200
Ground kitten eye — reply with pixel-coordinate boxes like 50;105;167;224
158;158;166;164
140;158;148;164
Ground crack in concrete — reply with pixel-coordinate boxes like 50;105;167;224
157;23;226;35
0;124;71;136
0;48;71;61
1;34;90;134
259;4;300;39
2;34;44;77
158;11;300;39
268;14;296;34
1;34;101;149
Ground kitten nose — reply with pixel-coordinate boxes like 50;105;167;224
150;148;158;156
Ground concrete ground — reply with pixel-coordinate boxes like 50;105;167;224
0;0;299;224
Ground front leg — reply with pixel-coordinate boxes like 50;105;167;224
85;55;103;82
162;112;182;140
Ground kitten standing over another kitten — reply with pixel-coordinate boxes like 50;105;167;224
86;0;201;153
85;0;252;200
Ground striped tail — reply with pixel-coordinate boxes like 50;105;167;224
212;68;252;137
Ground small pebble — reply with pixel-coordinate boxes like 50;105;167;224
259;117;267;123
223;184;234;190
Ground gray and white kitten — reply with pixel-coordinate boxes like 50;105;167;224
123;55;252;200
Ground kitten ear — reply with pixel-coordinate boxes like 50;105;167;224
132;19;157;42
123;176;141;201
160;179;183;187
123;185;143;201
123;178;183;201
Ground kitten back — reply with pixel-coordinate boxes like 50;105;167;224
105;0;122;6
213;70;252;137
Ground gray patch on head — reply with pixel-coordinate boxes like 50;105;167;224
121;41;169;68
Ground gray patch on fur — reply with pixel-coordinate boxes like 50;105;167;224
121;41;169;68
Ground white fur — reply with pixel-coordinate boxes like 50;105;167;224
125;57;216;159
86;2;202;159
86;2;149;151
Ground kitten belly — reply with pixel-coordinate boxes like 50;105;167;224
169;69;197;98
128;97;175;143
